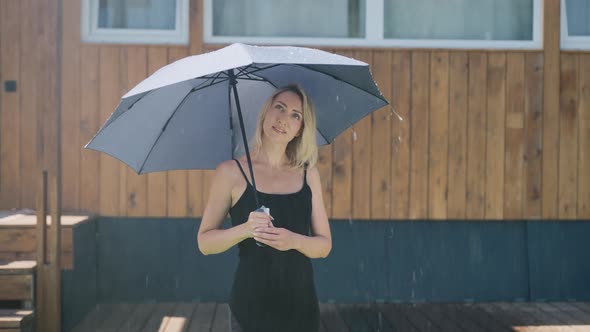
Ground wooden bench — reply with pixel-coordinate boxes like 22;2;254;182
0;261;36;306
0;261;36;332
0;212;94;331
0;213;93;270
0;309;34;332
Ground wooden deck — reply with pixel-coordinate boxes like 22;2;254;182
71;302;590;332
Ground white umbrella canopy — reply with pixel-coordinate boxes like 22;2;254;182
85;43;388;175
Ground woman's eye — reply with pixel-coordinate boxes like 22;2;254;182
292;114;301;120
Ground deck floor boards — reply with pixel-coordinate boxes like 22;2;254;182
70;302;590;332
116;302;157;332
378;303;420;332
161;302;197;332
187;302;215;332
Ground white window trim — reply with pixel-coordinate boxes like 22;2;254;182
560;0;590;50
81;0;189;45
204;0;543;50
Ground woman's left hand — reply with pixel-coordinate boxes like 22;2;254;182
253;227;299;251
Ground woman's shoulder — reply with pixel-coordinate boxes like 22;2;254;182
305;165;321;185
214;159;242;182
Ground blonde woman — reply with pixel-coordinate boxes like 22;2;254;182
197;84;332;332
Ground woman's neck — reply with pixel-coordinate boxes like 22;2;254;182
255;141;289;169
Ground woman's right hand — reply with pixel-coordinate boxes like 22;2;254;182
243;211;274;238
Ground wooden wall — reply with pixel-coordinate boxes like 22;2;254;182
0;0;588;220
0;0;61;211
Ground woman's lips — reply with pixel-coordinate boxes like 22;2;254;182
272;126;286;134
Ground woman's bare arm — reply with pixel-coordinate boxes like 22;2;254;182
197;161;248;255
293;166;332;258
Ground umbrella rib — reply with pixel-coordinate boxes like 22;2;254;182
127;90;153;111
290;64;389;105
235;65;253;78
189;77;230;94
238;64;282;78
209;71;228;85
316;126;330;145
236;76;275;84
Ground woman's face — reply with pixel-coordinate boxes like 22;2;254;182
262;91;304;144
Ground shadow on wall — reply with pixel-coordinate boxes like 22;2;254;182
62;217;590;329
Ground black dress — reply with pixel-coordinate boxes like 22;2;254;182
229;159;320;332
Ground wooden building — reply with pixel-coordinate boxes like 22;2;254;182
0;0;589;221
0;0;589;331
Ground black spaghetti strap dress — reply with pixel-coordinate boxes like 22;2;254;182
228;159;320;332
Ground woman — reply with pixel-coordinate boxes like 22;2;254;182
197;84;332;332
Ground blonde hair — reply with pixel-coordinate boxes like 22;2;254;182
252;85;318;169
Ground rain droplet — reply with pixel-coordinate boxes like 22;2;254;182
336;95;340;102
352;130;358;141
412;271;416;282
145;276;149;288
390;107;403;121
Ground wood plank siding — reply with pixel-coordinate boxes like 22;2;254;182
0;0;588;220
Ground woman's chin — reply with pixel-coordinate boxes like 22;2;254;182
263;133;293;145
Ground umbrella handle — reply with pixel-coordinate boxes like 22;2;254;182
254;206;268;247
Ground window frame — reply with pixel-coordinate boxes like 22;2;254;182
560;0;590;50
203;0;543;50
81;0;189;45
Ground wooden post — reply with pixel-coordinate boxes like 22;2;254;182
542;0;561;219
35;171;48;331
36;171;62;332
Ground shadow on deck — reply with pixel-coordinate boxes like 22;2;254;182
70;301;590;332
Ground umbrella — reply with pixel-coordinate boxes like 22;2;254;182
85;43;389;209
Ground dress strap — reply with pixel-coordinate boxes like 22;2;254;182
303;164;308;185
233;159;251;186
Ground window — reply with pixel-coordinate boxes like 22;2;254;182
82;0;189;45
561;0;590;50
204;0;542;49
211;0;365;38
